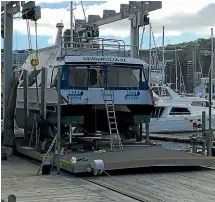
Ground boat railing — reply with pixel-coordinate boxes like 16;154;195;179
59;36;137;57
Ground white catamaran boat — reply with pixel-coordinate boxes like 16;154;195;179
15;43;153;135
14;0;161;140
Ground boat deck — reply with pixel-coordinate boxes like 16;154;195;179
16;140;215;174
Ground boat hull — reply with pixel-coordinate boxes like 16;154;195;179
143;115;215;133
15;103;153;136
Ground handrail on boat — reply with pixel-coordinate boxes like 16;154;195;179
58;36;137;57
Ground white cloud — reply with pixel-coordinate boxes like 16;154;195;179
35;0;68;5
13;0;215;45
48;37;55;45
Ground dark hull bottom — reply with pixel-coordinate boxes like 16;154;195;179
15;104;153;137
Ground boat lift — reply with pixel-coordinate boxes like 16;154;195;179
2;1;215;175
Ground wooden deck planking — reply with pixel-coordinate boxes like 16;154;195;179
88;168;215;202
3;154;215;201
1;156;138;202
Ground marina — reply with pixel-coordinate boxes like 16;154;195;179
1;1;215;201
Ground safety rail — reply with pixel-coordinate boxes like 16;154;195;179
58;36;138;58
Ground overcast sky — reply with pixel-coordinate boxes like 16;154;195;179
2;0;215;50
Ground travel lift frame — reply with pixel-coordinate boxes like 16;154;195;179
71;1;162;59
1;1;41;133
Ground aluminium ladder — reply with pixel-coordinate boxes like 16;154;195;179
103;89;123;151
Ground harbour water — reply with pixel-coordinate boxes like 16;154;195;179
154;140;191;151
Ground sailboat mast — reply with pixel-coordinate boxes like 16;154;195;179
211;28;214;98
162;26;165;85
208;28;214;156
193;46;197;94
149;23;152;85
175;48;178;90
179;52;182;93
70;1;73;48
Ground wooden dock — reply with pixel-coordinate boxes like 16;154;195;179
87;166;215;202
2;156;215;202
1;156;137;202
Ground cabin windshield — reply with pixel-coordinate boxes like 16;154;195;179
107;66;141;88
66;64;146;89
169;107;191;115
151;107;165;118
152;87;171;97
68;66;88;86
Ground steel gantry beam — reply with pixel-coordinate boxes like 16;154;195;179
84;1;162;58
1;1;37;127
2;1;22;122
88;1;162;27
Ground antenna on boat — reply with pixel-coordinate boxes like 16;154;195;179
55;22;64;45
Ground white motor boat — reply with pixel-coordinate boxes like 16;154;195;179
145;85;215;133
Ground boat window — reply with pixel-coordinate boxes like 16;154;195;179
169;107;191;115
107;67;139;87
68;67;88;87
50;67;59;87
97;69;104;87
142;70;146;82
191;101;202;106
143;68;149;82
152;87;170;97
151;107;165;118
191;101;209;107
19;70;41;87
89;69;97;85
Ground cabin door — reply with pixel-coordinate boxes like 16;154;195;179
88;67;104;88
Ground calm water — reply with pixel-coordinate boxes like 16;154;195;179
153;140;194;152
151;131;206;152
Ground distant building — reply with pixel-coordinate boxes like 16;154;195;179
1;49;30;69
1;49;30;92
